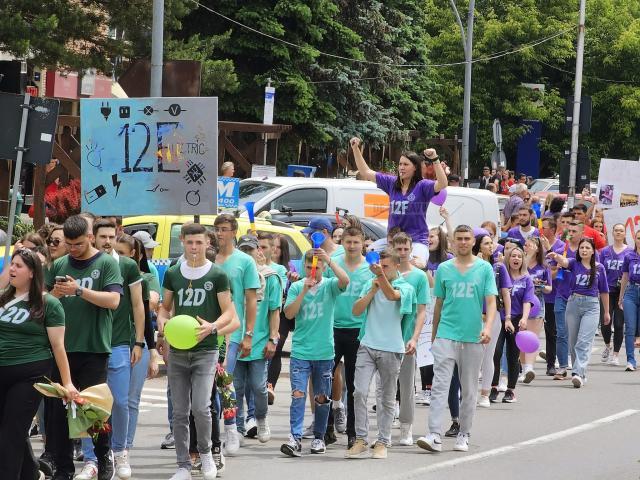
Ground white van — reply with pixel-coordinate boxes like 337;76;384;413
238;177;500;230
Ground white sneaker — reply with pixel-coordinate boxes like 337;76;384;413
334;406;347;434
517;373;525;383
416;390;431;406
572;375;584;388
626;363;636;372
223;425;240;456
398;423;413;446
609;355;620;366
244;417;257;438
257;417;271;443
416;433;442;452
199;452;217;480
477;395;490;408
302;422;315;439
453;433;469;452
114;451;131;479
497;376;507;392
601;346;611;363
74;462;98;480
169;467;192;480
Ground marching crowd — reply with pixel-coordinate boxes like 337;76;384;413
1;137;640;480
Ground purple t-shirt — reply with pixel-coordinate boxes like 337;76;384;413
528;264;551;294
376;172;436;245
506;226;540;246
567;258;609;297
492;243;504;262
543;238;566;303
601;246;632;289
510;274;537;317
622;251;640;284
427;253;454;276
488;262;513;314
553;243;578;301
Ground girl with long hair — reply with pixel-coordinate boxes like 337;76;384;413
600;224;630;366
0;249;78;479
491;245;536;403
474;235;512;407
550;238;610;387
523;237;552;382
619;230;640;371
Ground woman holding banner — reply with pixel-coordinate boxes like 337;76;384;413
619;230;640;371
350;137;447;263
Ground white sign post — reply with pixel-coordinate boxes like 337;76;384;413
262;81;275;165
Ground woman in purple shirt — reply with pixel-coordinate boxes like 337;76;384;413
523;237;552;383
600;223;631;366
491;245;536;403
550;238;610;387
619;230;640;371
351;137;447;247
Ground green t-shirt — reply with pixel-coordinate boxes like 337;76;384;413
434;259;498;343
0;294;65;366
285;277;344;360
241;271;282;362
217;250;261;344
270;262;288;288
143;271;161;296
401;267;431;342
329;256;375;329
46;252;123;353
163;260;230;351
112;256;143;347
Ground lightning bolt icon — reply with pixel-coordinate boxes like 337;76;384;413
112;174;121;197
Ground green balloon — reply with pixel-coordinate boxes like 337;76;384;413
164;314;199;350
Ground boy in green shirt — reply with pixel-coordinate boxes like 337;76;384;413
45;214;123;480
234;235;283;444
158;223;238;480
280;248;349;457
416;225;497;454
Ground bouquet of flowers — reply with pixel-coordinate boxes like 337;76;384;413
216;364;237;420
34;380;113;439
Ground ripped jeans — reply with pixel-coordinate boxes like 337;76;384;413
288;358;334;441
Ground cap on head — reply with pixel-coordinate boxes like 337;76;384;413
132;230;160;248
302;216;334;234
237;234;259;250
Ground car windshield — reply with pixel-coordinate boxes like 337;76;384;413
238;180;279;211
529;179;551;193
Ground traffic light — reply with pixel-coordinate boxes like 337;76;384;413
564;96;592;134
559;147;590;194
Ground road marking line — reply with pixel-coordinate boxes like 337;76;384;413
398;409;638;478
142;387;167;393
141;394;169;401
140;401;169;407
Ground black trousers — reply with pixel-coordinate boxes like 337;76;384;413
601;290;624;352
419;365;434;390
267;312;294;387
327;328;360;438
492;317;521;389
0;359;52;480
47;352;109;476
544;302;557;370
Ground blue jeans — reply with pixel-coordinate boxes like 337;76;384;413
554;297;569;368
233;359;268;434
127;346;150;449
224;341;255;427
566;294;600;378
623;284;640;367
289;358;334;440
82;345;131;461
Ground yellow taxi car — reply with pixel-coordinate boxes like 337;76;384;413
122;214;310;283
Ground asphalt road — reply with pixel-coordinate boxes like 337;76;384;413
32;340;640;480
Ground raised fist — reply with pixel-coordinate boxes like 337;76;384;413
350;137;361;149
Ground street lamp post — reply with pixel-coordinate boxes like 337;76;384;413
150;0;164;97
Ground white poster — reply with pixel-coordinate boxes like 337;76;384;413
604;206;640;245
251;164;277;178
597;158;640;244
416;302;434;367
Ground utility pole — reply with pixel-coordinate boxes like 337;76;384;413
150;0;164;97
567;0;586;209
450;0;475;185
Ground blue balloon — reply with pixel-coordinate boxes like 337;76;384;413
366;251;380;265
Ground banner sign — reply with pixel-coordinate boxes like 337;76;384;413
597;158;640;244
217;177;239;208
80;97;218;215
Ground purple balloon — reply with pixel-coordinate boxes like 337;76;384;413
529;295;541;318
432;189;447;206
515;330;540;353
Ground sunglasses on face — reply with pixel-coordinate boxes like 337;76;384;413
47;238;61;246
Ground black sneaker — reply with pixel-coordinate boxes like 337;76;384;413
97;451;114;480
502;389;517;403
489;387;499;403
39;452;54;478
324;425;337;446
52;473;73;480
280;436;302;457
444;421;460;438
546;367;557;376
347;436;357;450
213;445;225;476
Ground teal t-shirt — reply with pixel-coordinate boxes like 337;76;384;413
434;258;498;343
269;262;288;289
218;249;261;344
329;256;375;329
401;267;431;342
241;271;282;362
285;277;344;360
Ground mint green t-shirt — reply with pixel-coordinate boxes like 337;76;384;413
434;259;497;343
241;272;282;362
285;277;344;360
329;257;375;329
270;262;288;288
401;267;431;342
218;249;261;344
